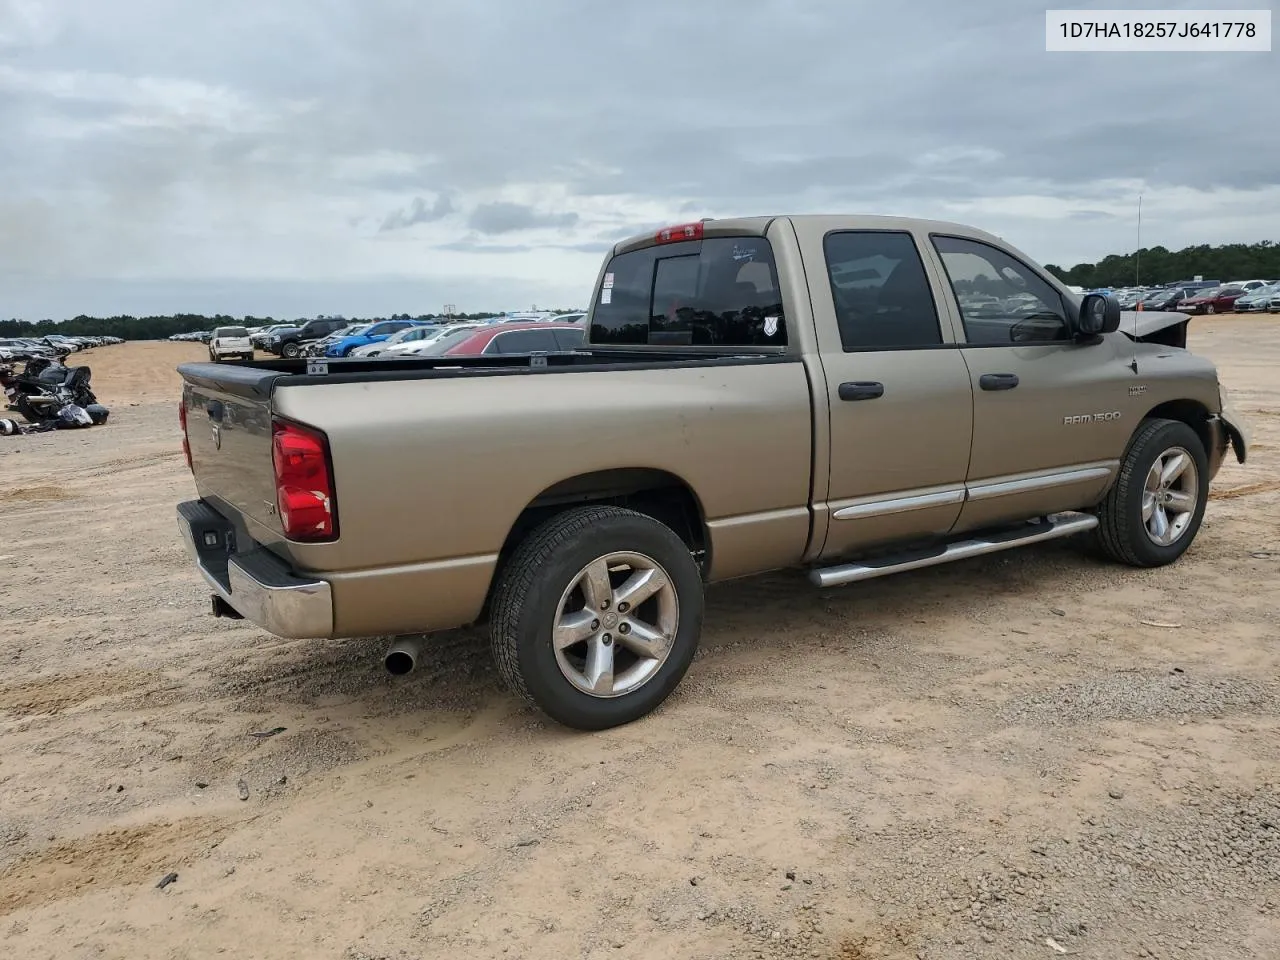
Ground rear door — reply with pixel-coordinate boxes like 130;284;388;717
926;233;1133;532
794;226;975;559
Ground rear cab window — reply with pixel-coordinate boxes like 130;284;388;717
590;235;787;347
214;327;249;338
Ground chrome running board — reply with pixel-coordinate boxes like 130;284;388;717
808;512;1099;589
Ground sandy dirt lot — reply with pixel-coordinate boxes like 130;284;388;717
1;325;1278;960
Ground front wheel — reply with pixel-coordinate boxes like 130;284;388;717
1094;418;1209;567
489;506;704;730
282;342;301;358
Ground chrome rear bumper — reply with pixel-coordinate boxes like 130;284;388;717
177;500;334;639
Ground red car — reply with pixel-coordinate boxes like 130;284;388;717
1175;286;1246;315
427;321;585;357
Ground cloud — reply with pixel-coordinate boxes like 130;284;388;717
379;193;455;231
467;201;578;235
0;0;1277;319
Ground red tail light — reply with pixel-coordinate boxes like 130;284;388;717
654;222;704;245
271;419;337;542
178;398;193;473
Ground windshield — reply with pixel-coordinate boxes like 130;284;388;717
215;327;249;338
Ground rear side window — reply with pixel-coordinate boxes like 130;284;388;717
590;236;786;347
485;329;559;354
553;327;585;350
823;232;942;350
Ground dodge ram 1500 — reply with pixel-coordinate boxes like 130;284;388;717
177;215;1250;729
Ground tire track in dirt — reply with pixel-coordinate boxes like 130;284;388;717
0;817;230;916
1211;480;1280;500
0;671;160;717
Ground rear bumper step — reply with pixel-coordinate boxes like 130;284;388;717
808;512;1098;589
177;499;334;639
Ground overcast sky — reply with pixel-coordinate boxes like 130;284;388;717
2;0;1278;320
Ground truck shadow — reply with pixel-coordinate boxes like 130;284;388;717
214;537;1105;719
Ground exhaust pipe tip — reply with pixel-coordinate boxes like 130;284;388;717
384;638;423;676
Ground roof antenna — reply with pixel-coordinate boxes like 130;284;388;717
1129;192;1142;373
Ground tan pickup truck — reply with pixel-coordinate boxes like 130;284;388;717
177;215;1250;729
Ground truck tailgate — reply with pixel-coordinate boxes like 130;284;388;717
180;362;284;540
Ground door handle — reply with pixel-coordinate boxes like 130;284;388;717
979;373;1019;391
838;381;884;402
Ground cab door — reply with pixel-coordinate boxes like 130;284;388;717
795;226;974;560
925;233;1136;533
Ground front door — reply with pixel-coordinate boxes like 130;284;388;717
926;234;1135;533
805;229;975;560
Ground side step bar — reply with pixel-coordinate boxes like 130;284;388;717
808;512;1099;589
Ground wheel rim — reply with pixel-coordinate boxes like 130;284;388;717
552;551;679;699
1142;446;1199;547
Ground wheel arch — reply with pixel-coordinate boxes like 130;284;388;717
1138;399;1214;460
481;467;710;621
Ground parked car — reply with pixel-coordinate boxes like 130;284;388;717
303;324;371;358
381;324;486;357
1231;283;1280;312
177;214;1250;730
351;324;443;357
1140;287;1194;312
1176;287;1247;315
429;321;585;357
268;318;350;358
208;325;254;362
323;320;423;358
251;324;296;349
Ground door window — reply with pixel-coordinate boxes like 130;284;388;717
823;231;943;350
931;236;1071;345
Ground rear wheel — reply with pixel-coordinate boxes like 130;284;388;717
282;342;301;358
490;506;704;730
1094;418;1209;567
15;395;53;423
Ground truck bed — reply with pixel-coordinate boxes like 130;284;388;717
178;348;791;400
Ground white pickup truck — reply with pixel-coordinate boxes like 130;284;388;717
208;326;254;363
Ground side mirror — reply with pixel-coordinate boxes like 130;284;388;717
1076;293;1121;337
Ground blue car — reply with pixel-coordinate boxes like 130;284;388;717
324;320;424;357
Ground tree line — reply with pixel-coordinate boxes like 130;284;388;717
1044;240;1280;288
0;310;586;341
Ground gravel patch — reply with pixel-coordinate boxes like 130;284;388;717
998;670;1280;726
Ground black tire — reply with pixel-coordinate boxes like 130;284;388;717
1094;417;1209;567
15;395;52;423
282;342;301;358
490;505;704;730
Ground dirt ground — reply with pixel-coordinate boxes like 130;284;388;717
1;324;1278;960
